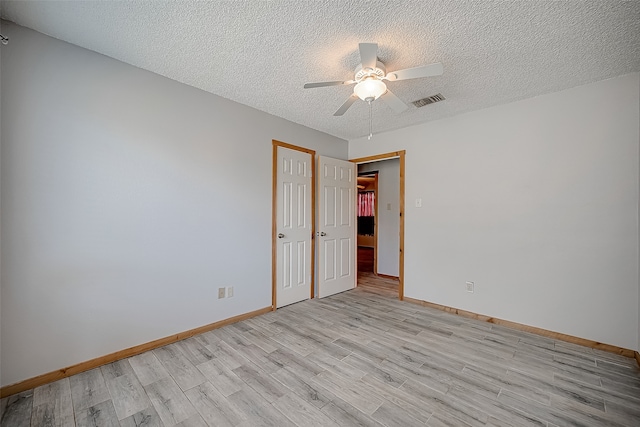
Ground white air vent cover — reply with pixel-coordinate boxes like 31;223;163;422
412;93;445;108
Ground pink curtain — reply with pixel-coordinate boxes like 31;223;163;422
358;192;375;216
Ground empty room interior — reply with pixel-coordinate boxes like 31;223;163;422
1;1;640;426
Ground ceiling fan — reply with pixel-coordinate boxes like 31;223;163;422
304;43;443;122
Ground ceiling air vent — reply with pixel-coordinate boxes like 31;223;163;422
412;93;445;108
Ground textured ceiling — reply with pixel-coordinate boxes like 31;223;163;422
2;1;639;140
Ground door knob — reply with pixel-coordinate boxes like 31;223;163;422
320;232;327;236
278;233;285;238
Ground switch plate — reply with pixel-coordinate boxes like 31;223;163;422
218;287;226;299
415;198;422;208
466;281;474;293
387;203;391;210
226;286;234;298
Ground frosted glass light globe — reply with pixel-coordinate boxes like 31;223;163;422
354;78;386;101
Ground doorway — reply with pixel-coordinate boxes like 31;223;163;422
271;143;399;308
356;172;378;274
351;151;405;300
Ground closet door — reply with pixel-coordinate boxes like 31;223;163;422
317;156;356;298
275;146;313;308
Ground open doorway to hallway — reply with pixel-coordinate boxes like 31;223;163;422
355;157;402;298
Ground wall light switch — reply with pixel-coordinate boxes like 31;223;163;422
226;286;234;298
387;203;391;210
218;288;226;299
415;198;422;208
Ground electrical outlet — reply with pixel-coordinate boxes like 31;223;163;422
226;286;234;298
466;281;474;293
218;287;226;299
415;198;422;208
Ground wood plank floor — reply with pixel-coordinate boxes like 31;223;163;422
357;272;399;298
2;277;639;426
357;247;374;272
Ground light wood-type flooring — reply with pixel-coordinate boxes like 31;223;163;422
2;274;640;426
357;271;399;299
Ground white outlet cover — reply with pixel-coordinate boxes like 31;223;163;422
227;286;234;298
466;281;474;293
415;198;422;208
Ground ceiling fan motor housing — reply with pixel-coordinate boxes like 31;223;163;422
354;61;387;82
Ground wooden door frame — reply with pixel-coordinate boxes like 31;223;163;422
373;172;379;275
350;151;405;301
272;140;316;310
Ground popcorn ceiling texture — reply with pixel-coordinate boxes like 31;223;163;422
1;1;639;140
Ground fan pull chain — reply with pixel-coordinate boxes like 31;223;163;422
368;100;373;140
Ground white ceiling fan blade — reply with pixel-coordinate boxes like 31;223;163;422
385;62;443;81
359;43;378;70
304;80;355;89
380;89;408;114
333;94;359;116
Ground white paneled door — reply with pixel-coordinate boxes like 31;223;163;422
276;146;313;308
318;156;356;298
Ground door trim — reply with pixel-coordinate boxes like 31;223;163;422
272;140;316;310
350;150;405;301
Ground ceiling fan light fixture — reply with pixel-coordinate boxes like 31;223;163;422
354;78;386;101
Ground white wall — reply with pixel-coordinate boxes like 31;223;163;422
0;22;347;387
359;159;400;276
350;73;640;352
